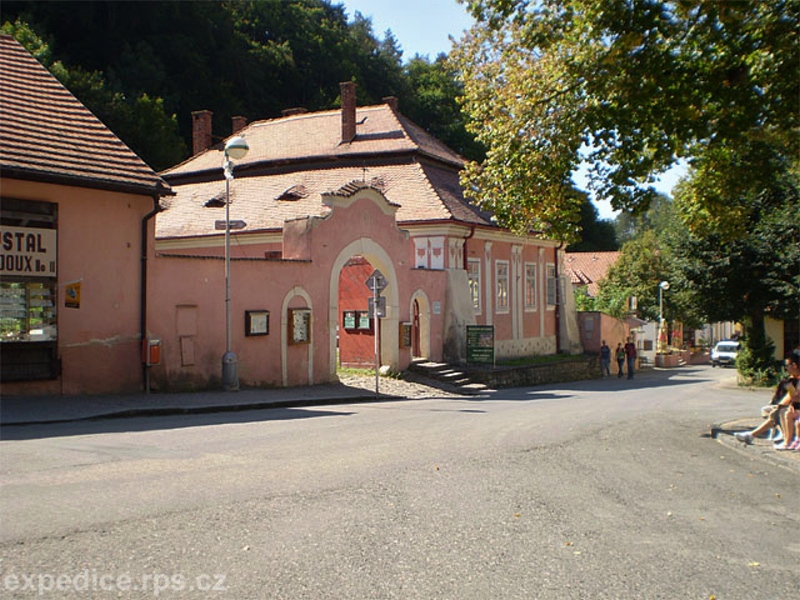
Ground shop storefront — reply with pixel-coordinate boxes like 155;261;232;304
1;198;59;381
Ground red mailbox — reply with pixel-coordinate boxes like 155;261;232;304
143;338;161;366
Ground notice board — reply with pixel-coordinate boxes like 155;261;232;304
466;325;495;365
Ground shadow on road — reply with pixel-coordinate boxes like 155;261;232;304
0;406;354;441
472;366;718;402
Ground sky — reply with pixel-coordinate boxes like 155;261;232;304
340;0;474;61
340;0;686;219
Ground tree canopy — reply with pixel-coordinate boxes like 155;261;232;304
1;0;484;170
453;0;799;241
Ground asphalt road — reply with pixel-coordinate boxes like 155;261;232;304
1;366;798;599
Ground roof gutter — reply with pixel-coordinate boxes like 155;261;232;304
2;166;174;198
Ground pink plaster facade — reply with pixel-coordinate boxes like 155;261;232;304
1;179;159;396
147;188;449;389
577;311;632;355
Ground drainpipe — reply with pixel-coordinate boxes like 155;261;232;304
141;195;163;393
554;241;564;353
462;226;475;270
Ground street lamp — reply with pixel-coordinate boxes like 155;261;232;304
658;280;670;354
222;135;249;391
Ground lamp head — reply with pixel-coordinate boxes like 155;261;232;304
224;136;249;160
659;281;670;291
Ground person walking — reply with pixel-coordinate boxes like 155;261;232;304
624;337;637;379
615;343;625;378
600;340;611;378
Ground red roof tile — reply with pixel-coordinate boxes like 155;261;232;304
158;103;494;239
157;163;488;239
0;35;170;196
564;251;620;297
162;104;464;179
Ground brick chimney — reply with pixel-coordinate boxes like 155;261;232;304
231;115;247;134
340;81;357;144
382;96;399;112
191;110;213;155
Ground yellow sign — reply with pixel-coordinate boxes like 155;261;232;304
65;280;81;309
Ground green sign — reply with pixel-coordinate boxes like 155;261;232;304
467;325;494;365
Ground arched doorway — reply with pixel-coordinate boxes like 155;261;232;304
409;290;431;361
329;239;400;380
412;299;421;358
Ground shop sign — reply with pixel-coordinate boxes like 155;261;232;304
0;226;57;277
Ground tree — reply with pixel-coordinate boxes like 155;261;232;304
1;19;186;170
566;192;618;251
402;55;485;162
1;1;455;170
595;230;671;321
452;0;799;240
671;184;800;328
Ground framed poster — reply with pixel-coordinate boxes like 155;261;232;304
289;308;311;344
343;310;357;330
245;310;269;336
399;322;412;348
357;310;372;330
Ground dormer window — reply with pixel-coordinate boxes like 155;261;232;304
276;185;308;201
204;194;225;208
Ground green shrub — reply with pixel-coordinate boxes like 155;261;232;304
736;335;780;387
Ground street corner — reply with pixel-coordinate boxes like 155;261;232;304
712;418;800;473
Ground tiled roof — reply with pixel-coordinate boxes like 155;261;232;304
161;104;464;179
157;103;494;239
157;162;490;239
0;35;170;196
564;251;620;297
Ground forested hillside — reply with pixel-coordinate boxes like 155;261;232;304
1;0;482;171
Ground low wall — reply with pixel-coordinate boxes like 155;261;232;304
465;354;599;388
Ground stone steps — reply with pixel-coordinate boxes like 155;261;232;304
407;359;493;395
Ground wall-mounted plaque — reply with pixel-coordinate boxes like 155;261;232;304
399;322;412;348
289;308;311;344
245;310;269;336
343;310;357;330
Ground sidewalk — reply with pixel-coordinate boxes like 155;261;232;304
0;373;470;427
0;385;377;427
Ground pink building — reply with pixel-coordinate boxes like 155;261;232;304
1;34;581;395
0;35;171;396
149;83;582;390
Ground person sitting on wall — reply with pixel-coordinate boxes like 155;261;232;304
735;354;800;450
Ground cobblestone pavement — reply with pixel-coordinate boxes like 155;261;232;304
336;372;471;399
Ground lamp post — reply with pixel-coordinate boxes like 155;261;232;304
658;280;670;354
222;135;249;391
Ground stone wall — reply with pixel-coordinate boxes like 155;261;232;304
466;354;599;388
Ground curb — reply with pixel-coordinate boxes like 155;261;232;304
0;393;405;428
711;420;800;474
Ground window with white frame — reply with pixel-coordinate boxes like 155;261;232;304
467;258;481;313
524;262;537;310
495;260;509;312
546;263;557;306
